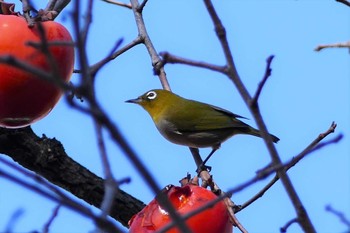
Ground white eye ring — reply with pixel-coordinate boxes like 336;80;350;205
146;91;157;100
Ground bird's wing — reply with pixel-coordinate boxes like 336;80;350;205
208;104;248;120
171;102;250;133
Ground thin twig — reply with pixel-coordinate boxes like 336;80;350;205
251;55;275;106
160;52;226;73
4;209;24;233
280;218;299;233
42;205;61;233
237;122;342;213
95;122;118;222
89;37;142;75
325;205;350;228
130;0;171;91
138;0;148;12
287;122;339;169
101;0;132;9
314;40;350;51
336;0;350;7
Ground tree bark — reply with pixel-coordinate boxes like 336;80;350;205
0;126;145;227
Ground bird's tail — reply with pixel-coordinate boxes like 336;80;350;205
244;126;280;143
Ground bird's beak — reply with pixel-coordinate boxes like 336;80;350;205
125;97;141;104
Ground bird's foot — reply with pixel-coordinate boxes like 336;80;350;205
196;163;212;175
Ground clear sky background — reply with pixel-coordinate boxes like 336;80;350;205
0;1;349;233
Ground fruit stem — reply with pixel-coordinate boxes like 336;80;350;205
21;0;35;27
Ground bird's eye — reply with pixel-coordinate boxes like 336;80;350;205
146;91;157;100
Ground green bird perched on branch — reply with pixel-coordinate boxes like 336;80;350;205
126;89;279;166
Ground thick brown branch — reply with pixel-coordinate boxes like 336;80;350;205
0;160;123;232
0;127;145;227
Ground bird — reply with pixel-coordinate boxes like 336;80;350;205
126;89;279;166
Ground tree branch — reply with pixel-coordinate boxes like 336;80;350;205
130;0;171;91
101;0;132;9
42;205;61;233
0;127;145;227
250;55;275;107
314;40;350;51
89;37;143;75
0;158;124;233
280;218;299;233
160;51;226;73
203;0;316;232
336;0;350;7
325;205;350;228
237;122;342;213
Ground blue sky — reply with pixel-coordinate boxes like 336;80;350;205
0;1;349;233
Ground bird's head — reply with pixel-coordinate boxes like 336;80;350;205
126;89;177;118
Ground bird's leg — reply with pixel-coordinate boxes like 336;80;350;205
202;148;217;166
189;147;212;174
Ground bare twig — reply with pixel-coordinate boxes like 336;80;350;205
95;122;118;222
326;205;350;228
287;122;339;169
336;0;350;7
160;51;226;73
4;209;24;233
89;37;142;75
280;218;299;233
314;40;350;51
101;0;132;9
42;205;61;233
237;122;342;213
138;0;148;12
251;55;275;106
130;0;171;91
